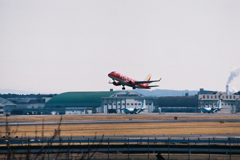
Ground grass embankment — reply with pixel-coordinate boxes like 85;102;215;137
0;114;240;122
1;122;240;137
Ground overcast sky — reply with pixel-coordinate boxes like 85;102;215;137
1;0;240;93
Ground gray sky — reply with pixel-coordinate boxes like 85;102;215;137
1;0;240;93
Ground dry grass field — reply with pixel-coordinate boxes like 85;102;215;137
1;114;240;123
1;122;240;137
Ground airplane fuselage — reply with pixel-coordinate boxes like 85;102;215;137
201;108;215;113
123;108;137;114
123;108;145;114
108;72;150;89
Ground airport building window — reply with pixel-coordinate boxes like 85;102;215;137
118;103;120;105
215;96;217;99
211;96;213;99
226;96;228;99
123;103;125;105
230;96;232;99
233;96;235;99
207;95;209;99
203;95;205;99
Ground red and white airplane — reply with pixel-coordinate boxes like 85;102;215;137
108;71;161;90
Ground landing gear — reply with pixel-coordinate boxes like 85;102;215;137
122;86;125;90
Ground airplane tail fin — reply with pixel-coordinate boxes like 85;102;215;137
142;99;146;109
144;74;151;86
218;100;222;109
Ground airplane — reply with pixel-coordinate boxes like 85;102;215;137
108;71;161;90
201;100;222;113
120;99;146;114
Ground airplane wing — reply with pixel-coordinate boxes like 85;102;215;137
131;78;162;85
147;85;159;87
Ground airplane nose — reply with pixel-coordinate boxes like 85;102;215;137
108;71;116;77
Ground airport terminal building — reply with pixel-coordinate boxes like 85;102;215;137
197;89;240;114
100;91;155;113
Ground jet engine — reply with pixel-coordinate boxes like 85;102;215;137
113;81;121;86
129;81;135;85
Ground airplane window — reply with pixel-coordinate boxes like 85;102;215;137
135;103;137;105
111;71;115;73
138;103;141;105
127;103;129;105
131;103;133;105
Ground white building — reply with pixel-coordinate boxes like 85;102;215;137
100;91;155;113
